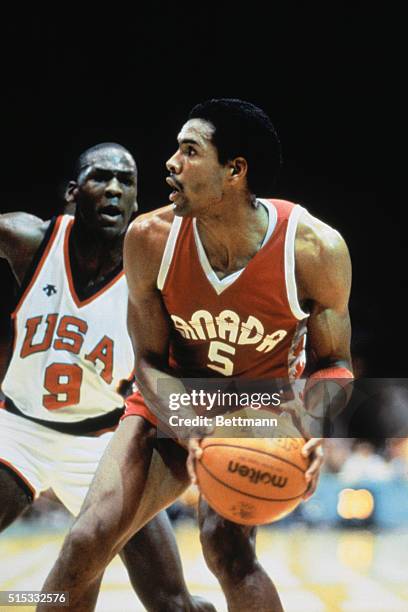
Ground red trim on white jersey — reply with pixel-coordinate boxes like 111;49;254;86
63;219;125;309
12;216;63;320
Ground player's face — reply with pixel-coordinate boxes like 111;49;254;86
165;119;229;217
74;148;137;238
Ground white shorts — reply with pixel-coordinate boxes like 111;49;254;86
0;409;114;516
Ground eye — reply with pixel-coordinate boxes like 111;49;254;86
181;144;197;157
118;174;135;186
91;170;111;183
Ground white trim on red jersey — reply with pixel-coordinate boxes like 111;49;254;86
157;215;183;291
285;205;309;321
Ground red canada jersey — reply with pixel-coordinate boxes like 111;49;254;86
157;199;309;381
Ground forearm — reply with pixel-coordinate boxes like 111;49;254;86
292;364;354;438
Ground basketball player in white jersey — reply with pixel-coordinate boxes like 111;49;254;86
40;101;353;612
0;143;214;611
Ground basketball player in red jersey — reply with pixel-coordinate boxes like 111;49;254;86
0;143;214;611
40;100;353;612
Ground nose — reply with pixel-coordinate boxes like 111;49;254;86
166;151;181;175
105;177;122;198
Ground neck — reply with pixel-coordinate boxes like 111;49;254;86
70;221;123;289
196;196;269;277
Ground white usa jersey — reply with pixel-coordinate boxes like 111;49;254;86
2;215;134;424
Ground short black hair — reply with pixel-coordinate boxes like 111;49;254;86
188;98;282;196
75;142;135;179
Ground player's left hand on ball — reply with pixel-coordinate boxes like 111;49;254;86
187;437;203;485
301;438;324;501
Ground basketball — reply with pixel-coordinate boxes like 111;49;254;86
196;419;310;525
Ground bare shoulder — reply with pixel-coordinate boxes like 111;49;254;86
0;211;47;239
0;212;50;269
295;209;352;306
296;210;349;262
124;205;175;286
126;205;174;253
131;205;174;238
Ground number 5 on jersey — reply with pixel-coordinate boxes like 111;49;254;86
207;341;235;376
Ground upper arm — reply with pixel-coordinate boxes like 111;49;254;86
123;217;171;371
0;213;49;284
296;212;352;370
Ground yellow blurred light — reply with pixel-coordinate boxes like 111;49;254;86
338;531;375;571
337;488;375;520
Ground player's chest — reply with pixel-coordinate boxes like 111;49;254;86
16;274;129;358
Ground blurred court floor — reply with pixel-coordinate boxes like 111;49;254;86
1;516;408;612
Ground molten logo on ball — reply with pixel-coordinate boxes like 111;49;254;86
228;461;288;487
196;434;308;525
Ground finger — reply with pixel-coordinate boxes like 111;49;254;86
305;449;324;481
302;441;324;500
186;452;197;485
186;438;202;485
303;466;320;501
301;437;324;458
189;437;203;459
303;474;320;501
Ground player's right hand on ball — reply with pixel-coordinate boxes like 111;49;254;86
301;437;324;501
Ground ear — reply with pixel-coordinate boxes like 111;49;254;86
65;181;78;204
228;157;248;182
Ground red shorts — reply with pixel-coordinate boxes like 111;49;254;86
123;390;158;427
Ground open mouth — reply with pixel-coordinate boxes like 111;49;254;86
99;204;122;218
166;177;183;202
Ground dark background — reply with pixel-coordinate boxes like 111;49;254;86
0;5;401;375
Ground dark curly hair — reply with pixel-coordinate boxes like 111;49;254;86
188;98;282;196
